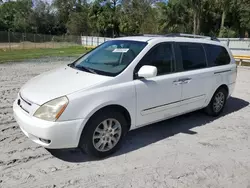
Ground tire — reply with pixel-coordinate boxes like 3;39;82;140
79;110;128;158
205;87;228;117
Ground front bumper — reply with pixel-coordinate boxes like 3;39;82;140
13;101;86;149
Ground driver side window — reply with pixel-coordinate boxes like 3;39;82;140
135;43;174;76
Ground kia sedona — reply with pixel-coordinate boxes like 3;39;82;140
13;34;237;158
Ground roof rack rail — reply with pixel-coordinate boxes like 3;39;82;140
143;34;165;37
164;33;220;41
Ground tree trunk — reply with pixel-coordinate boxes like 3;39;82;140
197;9;201;34
219;10;226;36
220;10;226;29
193;11;197;34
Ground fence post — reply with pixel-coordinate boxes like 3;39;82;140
92;36;93;47
22;33;25;49
62;35;64;48
44;35;46;48
8;30;11;50
227;38;230;47
52;36;55;48
34;34;36;49
239;59;242;66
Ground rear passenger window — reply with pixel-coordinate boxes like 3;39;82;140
179;43;207;70
205;44;231;66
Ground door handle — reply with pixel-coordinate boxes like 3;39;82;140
173;80;182;85
174;78;192;85
181;78;192;84
178;78;191;82
182;80;191;84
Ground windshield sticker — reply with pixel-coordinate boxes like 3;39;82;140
113;48;129;53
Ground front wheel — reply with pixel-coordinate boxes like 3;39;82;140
79;110;128;158
205;88;227;117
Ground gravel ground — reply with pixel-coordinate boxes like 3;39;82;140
0;60;250;188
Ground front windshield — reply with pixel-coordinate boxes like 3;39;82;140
71;40;147;76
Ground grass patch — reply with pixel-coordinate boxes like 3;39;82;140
0;46;92;63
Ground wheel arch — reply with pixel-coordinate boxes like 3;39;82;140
205;84;229;107
80;104;132;140
215;84;229;98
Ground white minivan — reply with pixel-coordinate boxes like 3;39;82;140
13;34;237;158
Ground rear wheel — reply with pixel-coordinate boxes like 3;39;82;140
205;87;227;116
79;110;128;158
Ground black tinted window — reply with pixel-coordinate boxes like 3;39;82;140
205;44;231;66
179;43;207;70
136;43;174;75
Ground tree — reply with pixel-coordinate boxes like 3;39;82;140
66;3;90;35
0;0;33;32
52;0;76;33
237;0;250;37
89;0;122;37
0;0;250;38
29;0;56;34
188;0;206;34
119;0;159;35
216;0;232;37
157;0;192;34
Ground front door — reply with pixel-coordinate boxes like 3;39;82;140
133;42;182;127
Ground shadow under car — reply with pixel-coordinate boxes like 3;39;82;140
47;97;249;162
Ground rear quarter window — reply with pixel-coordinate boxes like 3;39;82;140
205;44;231;67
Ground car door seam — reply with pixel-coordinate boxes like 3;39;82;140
214;69;232;74
142;94;205;113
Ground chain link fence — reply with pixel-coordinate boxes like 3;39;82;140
1;31;250;56
0;31;82;50
81;36;112;47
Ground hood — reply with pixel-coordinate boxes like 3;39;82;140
20;65;112;105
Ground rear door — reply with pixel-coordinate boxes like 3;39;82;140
175;42;212;113
204;44;237;98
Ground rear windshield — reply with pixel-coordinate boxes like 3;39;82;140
71;40;147;76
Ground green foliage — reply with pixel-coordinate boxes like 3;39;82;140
157;0;192;33
88;0;121;37
66;2;91;35
238;0;250;31
219;27;238;38
0;0;33;31
0;0;250;37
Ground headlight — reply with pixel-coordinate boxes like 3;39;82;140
34;96;68;121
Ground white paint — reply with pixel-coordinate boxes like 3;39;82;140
137;65;157;78
13;36;237;149
112;48;129;53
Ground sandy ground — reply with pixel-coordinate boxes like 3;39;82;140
0;60;250;188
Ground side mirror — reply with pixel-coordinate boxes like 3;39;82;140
137;65;157;79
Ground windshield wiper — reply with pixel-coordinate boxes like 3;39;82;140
67;63;72;67
103;62;120;66
76;65;97;74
